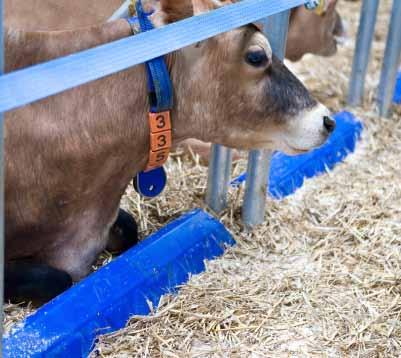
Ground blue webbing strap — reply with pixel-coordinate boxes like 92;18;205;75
133;0;173;198
0;0;305;113
135;0;173;112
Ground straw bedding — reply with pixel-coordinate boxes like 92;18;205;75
5;0;401;356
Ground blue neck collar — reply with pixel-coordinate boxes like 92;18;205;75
129;1;174;113
128;0;173;198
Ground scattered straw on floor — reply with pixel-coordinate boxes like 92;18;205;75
6;0;401;357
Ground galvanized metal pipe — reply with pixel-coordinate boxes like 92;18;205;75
377;0;401;117
206;144;232;213
241;148;272;228
0;0;4;352
242;10;290;228
261;11;290;61
347;0;379;107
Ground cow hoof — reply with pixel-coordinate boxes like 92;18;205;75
107;208;139;253
5;262;73;306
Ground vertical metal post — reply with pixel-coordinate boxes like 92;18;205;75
205;144;232;213
242;11;290;228
347;0;379;107
377;0;401;117
0;0;4;353
262;12;290;61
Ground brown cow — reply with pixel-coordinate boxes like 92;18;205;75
4;0;335;304
286;0;344;61
5;0;345;163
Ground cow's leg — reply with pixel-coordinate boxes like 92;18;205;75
5;261;72;305
12;208;138;305
40;209;137;282
107;208;139;253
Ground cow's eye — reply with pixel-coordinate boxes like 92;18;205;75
245;46;268;67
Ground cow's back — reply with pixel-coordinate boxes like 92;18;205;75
5;0;124;31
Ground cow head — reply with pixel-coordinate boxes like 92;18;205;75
150;0;335;155
286;0;346;61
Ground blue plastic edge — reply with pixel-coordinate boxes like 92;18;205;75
393;71;401;104
231;111;363;199
3;209;235;358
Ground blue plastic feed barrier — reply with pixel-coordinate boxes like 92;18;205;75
232;111;363;198
3;209;235;358
393;71;401;104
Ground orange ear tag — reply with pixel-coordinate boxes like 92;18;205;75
145;111;172;171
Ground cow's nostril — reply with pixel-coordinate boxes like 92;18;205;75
323;116;336;133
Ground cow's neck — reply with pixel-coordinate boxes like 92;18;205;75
6;20;192;203
5;20;133;71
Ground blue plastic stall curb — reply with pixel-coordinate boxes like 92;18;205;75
3;209;235;358
231;111;363;199
393;71;401;104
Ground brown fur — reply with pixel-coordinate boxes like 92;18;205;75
4;0;124;30
159;0;195;23
286;0;344;61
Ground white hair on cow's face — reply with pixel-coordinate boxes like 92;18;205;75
278;104;332;153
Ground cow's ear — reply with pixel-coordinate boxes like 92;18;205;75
327;0;338;11
156;0;222;24
157;0;194;24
